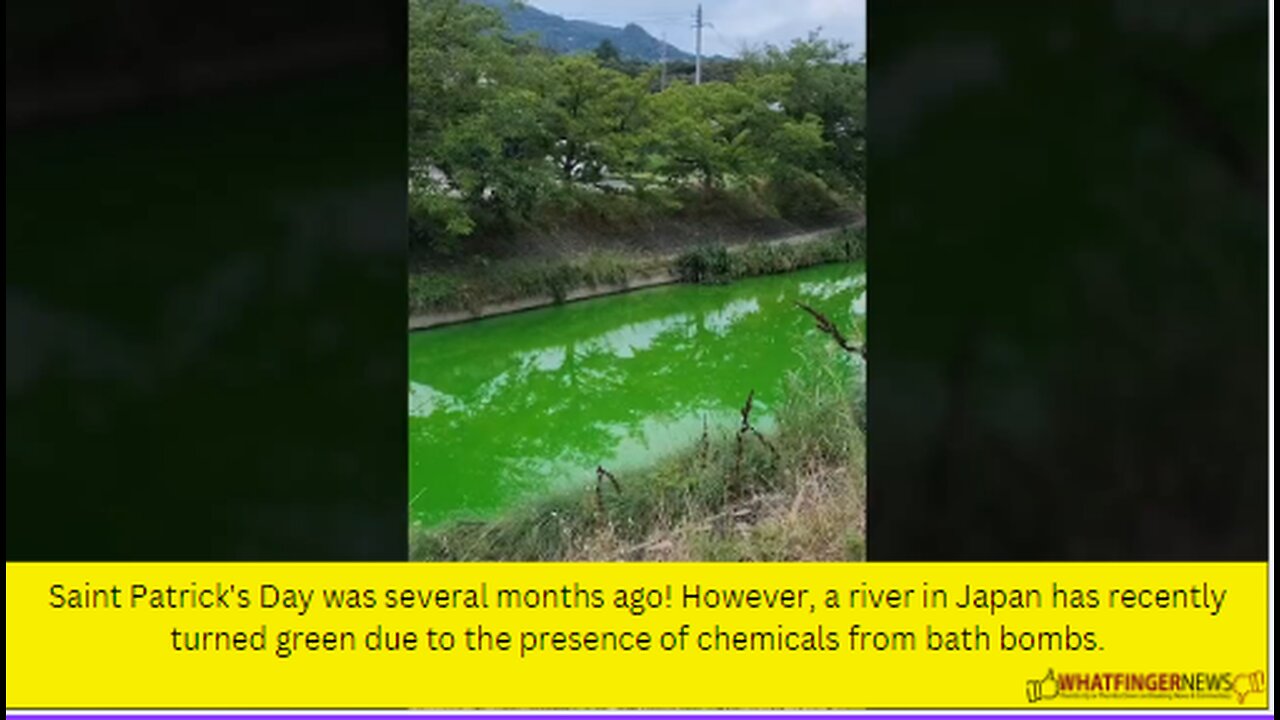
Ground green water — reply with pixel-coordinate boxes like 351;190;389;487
409;262;866;527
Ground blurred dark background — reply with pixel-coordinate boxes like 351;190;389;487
867;0;1270;559
7;0;409;559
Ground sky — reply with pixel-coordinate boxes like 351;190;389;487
526;0;866;59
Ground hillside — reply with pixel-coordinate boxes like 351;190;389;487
473;0;695;61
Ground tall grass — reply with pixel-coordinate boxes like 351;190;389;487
409;251;652;314
673;226;862;286
673;245;733;284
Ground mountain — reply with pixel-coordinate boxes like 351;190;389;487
474;0;696;62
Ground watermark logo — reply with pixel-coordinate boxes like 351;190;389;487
1026;668;1265;704
1026;669;1059;703
1231;670;1265;704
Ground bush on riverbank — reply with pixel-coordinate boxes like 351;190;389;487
410;350;864;561
673;244;733;284
730;227;861;280
658;225;865;288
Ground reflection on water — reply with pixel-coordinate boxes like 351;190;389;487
409;262;866;527
409;382;458;419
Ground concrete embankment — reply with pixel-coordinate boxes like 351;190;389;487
409;225;858;331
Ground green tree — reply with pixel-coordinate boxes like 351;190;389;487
594;39;621;66
647;77;827;196
436;87;554;217
408;0;508;161
539;56;656;184
647;81;757;191
742;33;866;191
542;56;618;182
408;0;512;251
406;4;864;254
596;67;658;180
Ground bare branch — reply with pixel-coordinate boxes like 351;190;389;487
796;301;866;359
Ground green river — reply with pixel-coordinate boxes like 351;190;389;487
409;261;866;528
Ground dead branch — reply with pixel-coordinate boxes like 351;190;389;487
732;389;779;492
594;465;620;516
796;302;866;360
597;465;621;494
699;413;710;467
739;389;755;433
749;426;780;461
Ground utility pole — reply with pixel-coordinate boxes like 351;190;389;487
694;4;704;85
660;32;668;90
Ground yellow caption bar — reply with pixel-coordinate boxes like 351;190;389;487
5;562;1269;709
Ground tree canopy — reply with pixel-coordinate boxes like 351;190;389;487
408;0;865;253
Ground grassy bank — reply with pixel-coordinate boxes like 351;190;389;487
409;250;667;314
409;224;865;316
411;351;864;561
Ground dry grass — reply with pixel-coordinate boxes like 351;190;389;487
567;456;865;562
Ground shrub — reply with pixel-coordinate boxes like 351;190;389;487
764;172;843;220
674;244;733;284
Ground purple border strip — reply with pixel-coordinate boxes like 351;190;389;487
5;707;1264;712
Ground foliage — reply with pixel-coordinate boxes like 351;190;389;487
740;33;867;192
594;39;621;66
674;244;733;284
408;0;865;255
539;56;651;182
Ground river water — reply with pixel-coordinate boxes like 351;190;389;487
409;261;866;527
